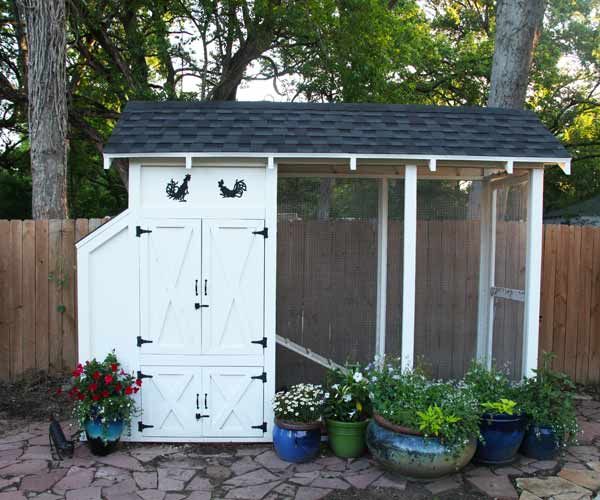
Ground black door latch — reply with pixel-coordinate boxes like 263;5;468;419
195;303;209;309
195;413;209;420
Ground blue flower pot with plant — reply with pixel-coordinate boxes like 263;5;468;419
272;384;324;463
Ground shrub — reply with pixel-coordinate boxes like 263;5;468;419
464;360;521;415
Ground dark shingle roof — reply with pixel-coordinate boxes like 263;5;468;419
104;101;569;159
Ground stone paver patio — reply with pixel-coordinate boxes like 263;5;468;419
0;398;599;500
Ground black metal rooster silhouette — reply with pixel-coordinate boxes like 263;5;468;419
166;174;191;202
218;179;247;198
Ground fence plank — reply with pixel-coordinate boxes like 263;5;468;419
9;221;23;380
0;221;10;380
564;225;582;379
35;220;49;372
21;221;36;373
589;228;600;382
48;220;63;373
540;225;557;357
61;220;76;370
577;227;595;382
552;225;570;372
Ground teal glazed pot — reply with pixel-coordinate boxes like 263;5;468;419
366;417;476;479
84;419;124;456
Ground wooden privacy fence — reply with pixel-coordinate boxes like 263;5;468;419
1;219;599;384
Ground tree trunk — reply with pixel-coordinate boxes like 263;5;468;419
488;0;546;108
317;178;335;220
18;0;68;219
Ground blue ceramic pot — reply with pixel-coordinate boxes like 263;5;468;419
84;418;124;456
520;424;559;460
366;418;476;479
474;413;526;465
273;419;321;463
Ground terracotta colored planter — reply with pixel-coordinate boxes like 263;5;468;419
373;413;422;436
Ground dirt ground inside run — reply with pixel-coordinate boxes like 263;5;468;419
0;374;599;500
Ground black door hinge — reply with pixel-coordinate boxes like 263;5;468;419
195;413;210;420
195;303;209;310
251;371;267;383
138;421;154;432
252;227;268;238
136;336;153;347
136;226;152;237
136;370;153;380
251;337;267;348
252;422;267;432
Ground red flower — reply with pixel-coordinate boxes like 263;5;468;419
92;371;101;380
133;387;139;394
124;386;133;395
135;379;142;387
72;363;84;377
56;387;62;395
104;374;113;384
72;369;81;377
88;383;98;392
114;383;122;393
101;390;110;398
92;394;100;401
111;363;118;372
78;393;85;400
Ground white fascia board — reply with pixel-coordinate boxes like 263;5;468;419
428;158;437;171
349;156;357;171
103;151;571;167
559;158;571;175
75;209;130;249
103;155;111;170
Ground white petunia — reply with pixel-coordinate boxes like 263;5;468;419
353;372;364;383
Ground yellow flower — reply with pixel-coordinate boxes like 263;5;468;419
356;401;363;412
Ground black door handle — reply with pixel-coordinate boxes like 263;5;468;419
204;279;208;296
204;393;207;409
196;393;199;410
195;280;198;296
195;303;209;309
195;413;209;419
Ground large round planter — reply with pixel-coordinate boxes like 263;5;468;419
474;413;526;465
326;419;369;458
520;424;559;460
273;419;321;463
366;419;476;479
84;419;124;456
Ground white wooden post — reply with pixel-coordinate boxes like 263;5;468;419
401;165;417;370
522;168;544;377
375;178;388;358
476;181;496;366
264;160;278;435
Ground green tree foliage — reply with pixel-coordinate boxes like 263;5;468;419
0;0;598;218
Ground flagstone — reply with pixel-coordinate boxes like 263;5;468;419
28;435;51;446
0;449;24;461
311;477;350;490
164;494;186;500
516;477;592;498
19;469;67;492
186;476;212;491
467;474;518;499
224;468;279;487
94;465;132;482
96;452;144;471
255;451;291;471
559;468;600;491
225;480;281;499
0;443;24;452
184;492;211;500
205;465;231;481
275;482;297;496
519;492;543;500
348;458;371;472
157;468;195;491
425;475;462;494
0;460;48;477
64;486;102;500
137;489;166;500
235;446;269;457
294;486;331;500
345;469;383;489
53;467;94;492
0;492;26;500
372;474;407;490
230;456;260;476
293;462;322;474
289;471;320;486
103;478;137;497
20;446;51;461
130;446;181;463
0;477;20;490
30;493;62;500
134;471;158;490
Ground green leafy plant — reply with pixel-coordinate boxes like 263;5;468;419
323;364;371;422
464;360;521;416
367;357;480;452
273;384;324;424
481;399;517;416
62;352;140;440
416;405;460;437
520;353;579;448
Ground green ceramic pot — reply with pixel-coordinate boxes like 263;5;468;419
326;419;369;458
366;416;476;479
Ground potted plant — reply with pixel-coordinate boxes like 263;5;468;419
272;384;324;463
464;361;525;465
519;353;579;459
323;364;371;458
365;359;479;479
65;352;140;456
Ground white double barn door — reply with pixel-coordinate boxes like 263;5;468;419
139;219;266;439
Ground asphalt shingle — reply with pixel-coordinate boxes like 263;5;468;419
104;101;569;159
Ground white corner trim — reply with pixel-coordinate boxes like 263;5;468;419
559;158;571;175
428;159;437;172
103;155;111;170
505;160;514;174
375;178;388;358
349;156;357;171
185;155;192;169
267;156;275;169
75;209;130;249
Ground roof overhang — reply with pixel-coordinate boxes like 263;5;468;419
103;152;572;175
